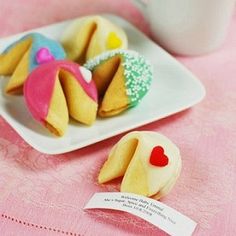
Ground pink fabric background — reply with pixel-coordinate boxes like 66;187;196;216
0;0;236;235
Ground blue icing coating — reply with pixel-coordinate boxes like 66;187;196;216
3;32;66;72
29;33;66;71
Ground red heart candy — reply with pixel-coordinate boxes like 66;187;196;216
36;47;55;64
149;146;169;167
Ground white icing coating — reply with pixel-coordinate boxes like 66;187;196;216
98;131;181;199
60;15;128;61
79;66;92;83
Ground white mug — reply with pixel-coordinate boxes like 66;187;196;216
132;0;236;55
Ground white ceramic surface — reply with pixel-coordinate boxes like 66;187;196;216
132;0;236;55
0;14;205;154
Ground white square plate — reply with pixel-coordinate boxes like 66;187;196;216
0;14;205;154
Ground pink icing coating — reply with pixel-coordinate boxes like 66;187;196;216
35;47;55;64
24;60;97;123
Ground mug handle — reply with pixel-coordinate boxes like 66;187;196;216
132;0;148;17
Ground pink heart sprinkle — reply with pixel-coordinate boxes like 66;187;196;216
36;47;55;64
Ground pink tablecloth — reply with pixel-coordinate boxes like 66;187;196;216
0;1;235;235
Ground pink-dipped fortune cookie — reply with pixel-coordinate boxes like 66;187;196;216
24;60;98;136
